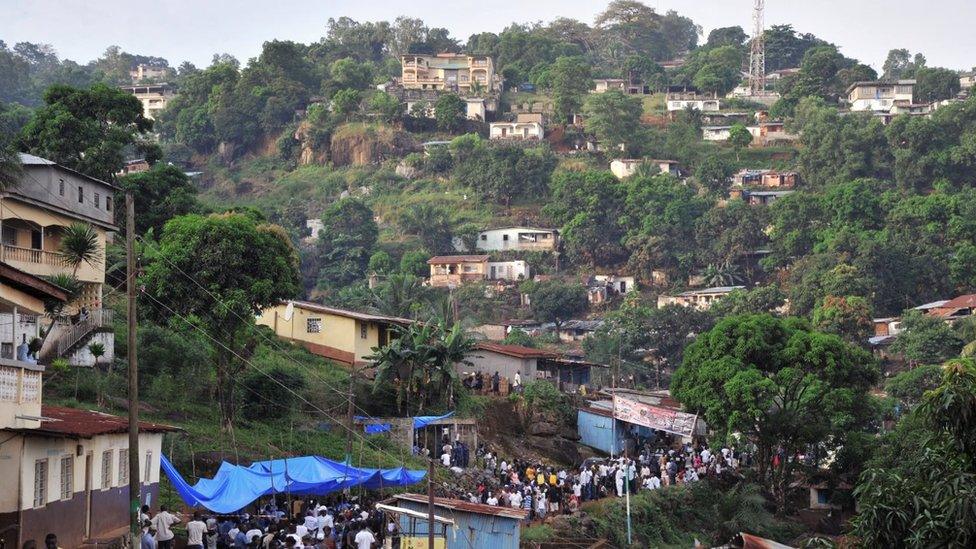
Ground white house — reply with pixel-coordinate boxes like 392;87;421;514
610;159;680;179
489;121;544;140
961;73;975;90
657;286;745;310
488;260;530;282
847;80;915;112
457;227;559;252
702;126;733;141
666;91;721;112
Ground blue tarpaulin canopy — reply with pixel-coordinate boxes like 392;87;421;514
413;411;454;429
353;412;455;432
161;455;425;513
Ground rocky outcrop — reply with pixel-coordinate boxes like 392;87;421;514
329;124;419;167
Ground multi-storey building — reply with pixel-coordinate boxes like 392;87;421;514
400;54;499;93
119;83;177;120
847;80;915;112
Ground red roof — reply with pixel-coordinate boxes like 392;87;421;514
938;294;976;313
475;342;557;359
34;406;179;438
393;493;529;520
427;255;489;264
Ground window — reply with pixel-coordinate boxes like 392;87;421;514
101;450;113;489
306;318;322;333
360;322;368;340
58;179;65;196
78;186;84;203
1;225;15;246
144;450;153;483
118;449;129;485
94;192;100;209
60;456;73;500
34;459;48;507
480;234;487;241
502;234;509;241
106;196;112;211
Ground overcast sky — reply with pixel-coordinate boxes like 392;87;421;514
4;0;974;71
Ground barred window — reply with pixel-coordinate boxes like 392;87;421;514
34;459;48;507
60;456;73;500
144;450;153;483
101;450;113;489
306;318;322;333
119;449;129;485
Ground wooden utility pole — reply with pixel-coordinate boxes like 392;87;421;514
427;457;435;549
126;191;141;541
344;367;355;466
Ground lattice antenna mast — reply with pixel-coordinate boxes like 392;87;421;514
749;0;766;95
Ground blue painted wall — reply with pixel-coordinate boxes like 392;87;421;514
396;500;521;549
577;409;628;455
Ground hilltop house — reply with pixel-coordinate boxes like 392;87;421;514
119;83;177;120
400;54;499;93
426;256;529;287
456;227;559;253
610;159;680;179
257;301;413;366
489;121;544;140
128;64;169;83
666;90;720;112
0;266;174;548
4;154;117;367
847;80;915;112
658;286;745;310
733;169;798;188
730;189;795;205
463;342;606;392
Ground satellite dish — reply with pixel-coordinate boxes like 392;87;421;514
283;301;295;321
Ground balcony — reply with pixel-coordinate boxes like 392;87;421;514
1;244;70;268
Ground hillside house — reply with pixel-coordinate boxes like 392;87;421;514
460;227;559;253
400;54;499;93
666;91;720;112
847;80;915;112
426;256;529;287
4;154;117;367
489;121;544;140
119;83;177;120
593;78;626;93
702;126;733;141
730;189;794;205
129;63;168;83
257;301;413;366
962;73;975;90
585;274;636;304
658;286;745;310
464;343;605;391
0;271;174;549
610;159;680;179
557;319;604;342
733;169;798;188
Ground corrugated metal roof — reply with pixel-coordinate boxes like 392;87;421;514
33;405;179;438
475;342;557;359
393;494;528;520
677;286;745;296
427;255;489;264
286;301;414;325
18;153;55;165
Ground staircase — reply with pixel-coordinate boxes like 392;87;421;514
38;309;113;364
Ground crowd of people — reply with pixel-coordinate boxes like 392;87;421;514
139;498;397;549
432;432;748;523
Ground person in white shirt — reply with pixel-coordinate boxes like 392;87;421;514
354;524;376;549
295;522;309;539
643;475;661;490
226;524;240;546
486;492;499;506
244;525;263;544
151;506;181;549
509;490;523;509
185;512;207;549
303;511;318;534
572;482;582;499
317;509;334;533
441;452;451;466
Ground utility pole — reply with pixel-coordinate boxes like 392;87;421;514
125;191;140;541
345;366;356;466
427;457;435;549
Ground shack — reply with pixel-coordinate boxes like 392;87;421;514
577;390;704;455
389;494;528;549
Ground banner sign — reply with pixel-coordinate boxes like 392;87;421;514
612;395;698;437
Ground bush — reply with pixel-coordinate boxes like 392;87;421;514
517;381;573;423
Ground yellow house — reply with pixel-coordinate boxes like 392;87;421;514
400;54;498;93
257;301;413;366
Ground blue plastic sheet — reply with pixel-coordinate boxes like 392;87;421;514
412;411;454;429
365;424;391;434
161;454;425;513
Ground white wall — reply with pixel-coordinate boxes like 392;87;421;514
474;228;557;252
487;261;529;281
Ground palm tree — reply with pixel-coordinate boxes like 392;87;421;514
58;223;102;276
369;273;428;318
702;259;745;287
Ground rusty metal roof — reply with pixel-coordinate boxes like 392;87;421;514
32;406;179;438
426;255;489;264
475;342;557;359
393;493;529;520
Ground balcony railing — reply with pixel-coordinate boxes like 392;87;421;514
55;309;114;358
1;244;70;267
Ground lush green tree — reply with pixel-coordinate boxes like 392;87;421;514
367;251;394;274
18;83;153;181
889;310;963;366
692;154;734;197
672;314;878;511
368;91;403;123
398;203;454;253
58;223;102;277
885;364;943;409
689;46;743;95
549;56;592;123
854;359;976;547
453;143;556;206
240;366;307;421
331;88;361;119
529;280;588;329
141;213;301;431
705;26;747;49
582;90;642;155
885;97;976;191
399;250;429;278
710;286;786;317
434;93;465;133
369;321;475;414
305;199;378;292
329;57;375;90
503;328;536;348
118;164;201;235
726;123;753;160
812;295;873;345
914;67;962;102
369;273;433;319
762;25;829;72
882;48;926;80
544;169;627;266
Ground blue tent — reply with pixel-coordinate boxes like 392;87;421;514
161;455;425;513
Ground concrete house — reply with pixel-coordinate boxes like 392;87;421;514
847;80;915;112
129;64;169;83
119;83;177;120
489;121;544;140
462;227;559;253
464;342;557;383
427;255;489;288
730;189;795;205
389;494;527;549
586;274;636;304
257;301;413;366
666;91;720;112
400;54;499;93
610;159;680;179
4;154;117;367
658;286;745;310
0;267;174;548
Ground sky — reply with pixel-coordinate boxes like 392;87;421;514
3;0;974;72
